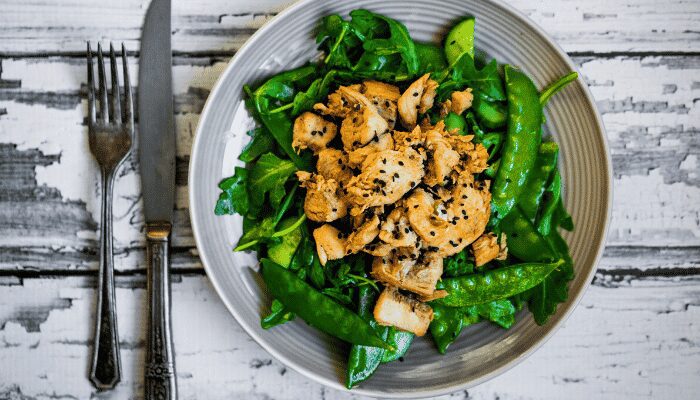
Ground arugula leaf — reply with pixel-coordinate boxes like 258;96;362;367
261;298;295;329
449;54;505;102
214;167;249;216
239;127;275;163
360;11;419;75
248;153;297;211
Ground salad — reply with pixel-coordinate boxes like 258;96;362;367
214;10;577;388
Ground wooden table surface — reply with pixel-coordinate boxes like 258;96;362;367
1;0;699;399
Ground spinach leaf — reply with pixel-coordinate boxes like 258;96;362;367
474;299;517;329
524;230;574;325
239;127;275;163
261;298;295;329
360;10;419;75
449;54;505;102
291;70;338;116
248;153;297;211
442;249;474;278
214;167;249;216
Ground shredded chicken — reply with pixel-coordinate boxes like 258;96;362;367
298;78;497;335
345;149;424;215
345;215;380;255
423;128;461;186
398;74;438;129
451;88;474;115
373;286;433;336
371;249;443;297
472;232;500;267
292;112;337;153
378;207;418;248
296;171;348;222
316;148;354;187
360;81;400;129
313;224;346;266
337;86;389;150
405;171;491;257
347;131;394;168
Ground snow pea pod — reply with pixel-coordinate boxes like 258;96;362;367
519;142;559;221
346;286;389;388
537;170;562;236
473;96;507;129
433;259;564;307
381;328;413;363
261;259;392;350
491;65;543;222
429;304;479;354
501;207;558;262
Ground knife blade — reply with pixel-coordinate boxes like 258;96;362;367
138;0;178;399
139;0;175;223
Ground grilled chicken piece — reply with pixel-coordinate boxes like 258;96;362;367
345;215;380;255
472;232;501;267
423;128;461;186
371;249;443;298
419;289;449;302
419;78;438;114
445;134;489;174
398;74;438;129
313;224;346;266
313;84;361;118
297;172;347;222
292;112;337;154
378;207;418;248
451;88;474;115
337;86;389;150
347;131;394;168
345;149;424;215
405;171;491;257
393;125;427;159
360;81;401;129
373;286;433;336
316;148;354;186
363;240;394;257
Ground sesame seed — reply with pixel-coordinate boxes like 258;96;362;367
398;160;404;166
413;92;419;97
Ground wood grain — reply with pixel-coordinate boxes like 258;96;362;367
0;0;698;54
0;275;698;400
1;55;698;272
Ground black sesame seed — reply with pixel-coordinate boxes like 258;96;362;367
412;92;419;97
398;160;404;166
430;231;435;236
363;193;369;198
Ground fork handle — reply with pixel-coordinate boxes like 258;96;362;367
145;222;177;400
90;169;122;389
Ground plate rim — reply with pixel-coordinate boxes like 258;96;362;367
188;0;613;397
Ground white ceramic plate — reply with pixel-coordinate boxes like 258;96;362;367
189;0;612;397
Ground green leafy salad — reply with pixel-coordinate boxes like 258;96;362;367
214;10;577;388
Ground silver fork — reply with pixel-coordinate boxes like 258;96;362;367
86;42;133;390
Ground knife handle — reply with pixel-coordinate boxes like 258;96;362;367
145;222;178;400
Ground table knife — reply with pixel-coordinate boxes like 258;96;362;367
138;0;177;398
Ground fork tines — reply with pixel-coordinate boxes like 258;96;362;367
86;42;133;129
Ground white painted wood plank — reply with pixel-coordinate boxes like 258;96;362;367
0;0;699;55
1;55;698;272
0;275;698;399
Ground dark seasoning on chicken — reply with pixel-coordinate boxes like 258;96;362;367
297;75;503;336
214;9;578;389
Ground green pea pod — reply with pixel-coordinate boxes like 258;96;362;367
381;329;414;363
501;207;558;262
433;259;563;307
481;132;504;162
429;304;480;354
443;112;467;135
444;17;475;65
553;197;574;231
491;65;543;222
473;96;507;129
519;142;559;221
347;286;389;388
537;170;562;236
261;259;392;350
